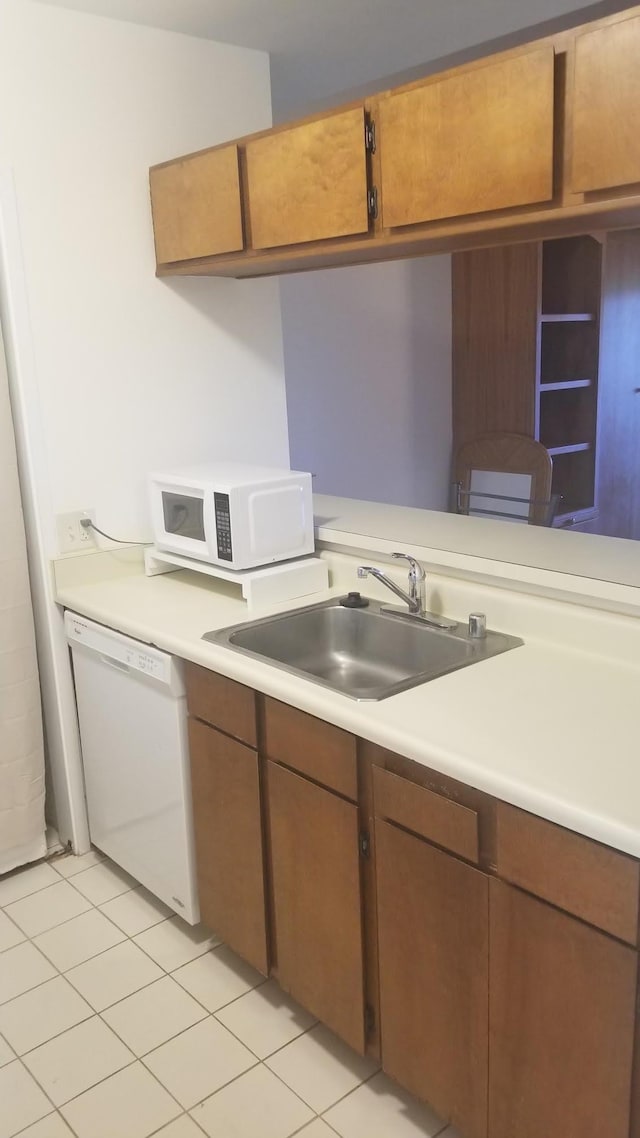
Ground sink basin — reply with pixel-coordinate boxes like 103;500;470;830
204;598;523;701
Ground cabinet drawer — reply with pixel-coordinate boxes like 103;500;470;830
496;802;639;944
185;662;257;748
373;766;479;863
263;698;357;801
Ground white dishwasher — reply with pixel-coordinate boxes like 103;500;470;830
65;611;199;924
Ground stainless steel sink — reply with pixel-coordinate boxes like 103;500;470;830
204;598;522;701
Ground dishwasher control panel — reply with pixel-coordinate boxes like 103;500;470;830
64;612;182;692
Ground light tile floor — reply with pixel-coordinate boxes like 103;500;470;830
0;852;460;1138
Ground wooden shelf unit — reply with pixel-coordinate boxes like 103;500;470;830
453;234;603;525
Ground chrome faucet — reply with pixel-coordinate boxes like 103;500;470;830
357;551;457;630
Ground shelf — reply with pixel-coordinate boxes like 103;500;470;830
540;313;595;323
539;379;592;392
547;442;591;456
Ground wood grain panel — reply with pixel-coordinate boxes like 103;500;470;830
379;48;554;228
376;820;489;1138
373;766;479;862
597;228;640;540
266;761;366;1052
452;243;540;449
496;801;639;944
188;719;268;973
150;146;244;264
185;663;257;748
572;15;640;193
489;880;637;1138
245;108;369;250
263;698;357;800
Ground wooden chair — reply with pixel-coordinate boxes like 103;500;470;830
453;432;557;526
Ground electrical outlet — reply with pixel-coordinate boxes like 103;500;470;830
56;509;96;555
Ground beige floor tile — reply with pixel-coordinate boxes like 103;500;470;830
173;945;265;1014
266;1024;378;1114
0;909;25;953
4;881;92;938
296;1122;338;1137
192;1064;314;1138
0;942;56;1005
153;1117;206;1137
102;975;207;1056
0;1060;52;1138
51;850;105;878
0;976;93;1055
70;860;137;905
60;1062;181;1138
65;940;164;1011
133;917;220;972
143;1017;255;1109
323;1071;445;1138
0;863;59;907
216;977;316;1058
0;1034;14;1067
99;885;172;936
13;1114;75;1136
23;1015;134;1106
33;909;126;971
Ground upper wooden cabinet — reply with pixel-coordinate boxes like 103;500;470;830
244;107;370;250
377;48;555;229
571;14;640;193
150;145;244;264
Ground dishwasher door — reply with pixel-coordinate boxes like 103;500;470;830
65;612;199;924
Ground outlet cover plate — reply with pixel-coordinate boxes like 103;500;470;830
56;509;95;555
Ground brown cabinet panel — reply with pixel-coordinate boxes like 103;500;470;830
188;718;268;973
376;820;489;1138
150;145;244;264
245;108;370;250
373;766;479;863
489;880;637;1138
452;243;539;448
185;662;257;748
379;48;554;229
572;15;640;193
263;698;357;800
496;801;639;944
266;760;366;1052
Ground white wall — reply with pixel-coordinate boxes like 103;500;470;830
282;256;452;510
0;0;289;550
0;0;288;848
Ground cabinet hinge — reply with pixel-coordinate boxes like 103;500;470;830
365;1003;376;1037
359;830;371;858
367;187;378;220
364;119;376;154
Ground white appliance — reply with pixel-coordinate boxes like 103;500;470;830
65;612;199;924
149;461;314;571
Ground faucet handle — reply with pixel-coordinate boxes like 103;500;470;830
392;551;425;579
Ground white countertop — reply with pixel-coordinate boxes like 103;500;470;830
54;543;640;860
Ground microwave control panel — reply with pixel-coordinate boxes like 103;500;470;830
214;492;233;561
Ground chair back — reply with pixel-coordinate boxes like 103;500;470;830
453;433;556;526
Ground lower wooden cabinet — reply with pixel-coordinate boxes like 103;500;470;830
489;879;637;1138
188;718;268;974
376;819;489;1138
265;760;366;1053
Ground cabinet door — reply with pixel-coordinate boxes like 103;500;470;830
150;145;244;264
266;760;366;1052
376;820;489;1138
188;718;268;974
489;879;637;1138
571;15;640;193
379;48;554;228
245;108;370;250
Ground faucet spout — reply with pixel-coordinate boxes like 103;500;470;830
357;565;421;614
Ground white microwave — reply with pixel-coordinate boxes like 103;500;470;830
149;462;314;571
